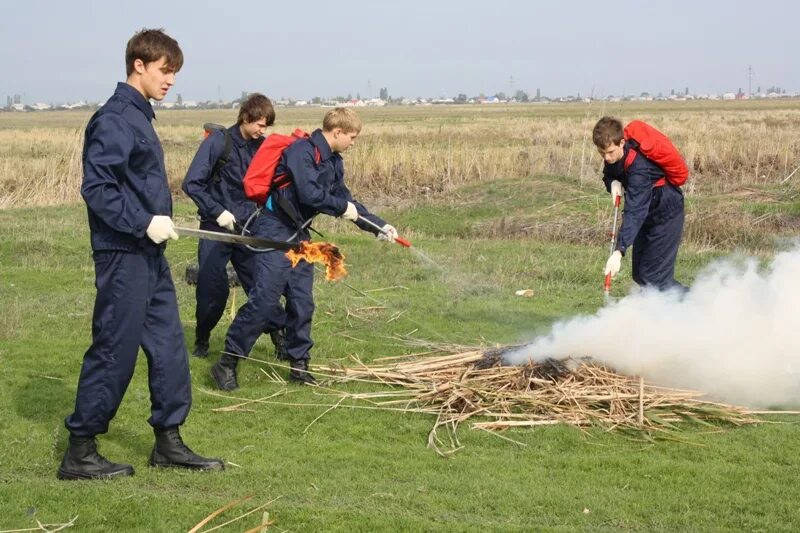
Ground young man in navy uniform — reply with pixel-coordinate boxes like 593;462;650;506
593;116;687;292
182;93;287;360
211;107;398;390
58;28;223;480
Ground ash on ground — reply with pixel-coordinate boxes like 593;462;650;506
476;347;598;381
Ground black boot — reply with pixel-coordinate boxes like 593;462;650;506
210;354;239;391
192;330;210;358
149;427;224;471
57;435;134;480
269;329;289;361
288;358;317;385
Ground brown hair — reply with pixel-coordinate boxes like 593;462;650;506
322;107;362;133
125;28;184;76
592;116;624;148
237;93;276;126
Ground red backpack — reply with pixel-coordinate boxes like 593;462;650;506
243;129;320;204
623;120;689;187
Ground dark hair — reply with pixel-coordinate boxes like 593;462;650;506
592;116;624;148
237;93;276;126
125;28;183;76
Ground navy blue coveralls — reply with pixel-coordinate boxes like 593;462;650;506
223;129;385;364
64;82;191;437
603;144;686;291
181;126;263;339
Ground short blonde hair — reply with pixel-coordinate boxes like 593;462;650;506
322;107;362;134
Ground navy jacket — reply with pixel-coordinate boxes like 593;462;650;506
182;125;262;224
81;82;172;256
271;129;384;234
602;145;684;255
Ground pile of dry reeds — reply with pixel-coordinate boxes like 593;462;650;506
317;345;759;456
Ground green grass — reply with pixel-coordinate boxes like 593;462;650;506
1;178;799;532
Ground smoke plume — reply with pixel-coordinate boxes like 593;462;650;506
505;245;800;407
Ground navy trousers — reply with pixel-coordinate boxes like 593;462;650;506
631;187;686;291
224;213;315;363
195;221;259;337
65;251;191;437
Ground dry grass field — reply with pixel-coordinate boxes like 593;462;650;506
1;100;798;250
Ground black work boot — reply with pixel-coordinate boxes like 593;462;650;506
149;427;224;471
57;435;134;480
269;329;289;361
192;330;210;358
288;359;317;385
210;354;239;391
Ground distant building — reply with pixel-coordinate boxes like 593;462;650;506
341;99;365;107
61;100;89;109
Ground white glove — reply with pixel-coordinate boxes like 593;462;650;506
377;224;399;242
610;180;623;203
604;250;623;278
146;215;178;244
216;210;236;232
341;202;359;221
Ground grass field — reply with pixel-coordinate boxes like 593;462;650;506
1;104;799;531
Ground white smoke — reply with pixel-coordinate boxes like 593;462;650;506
505;245;800;407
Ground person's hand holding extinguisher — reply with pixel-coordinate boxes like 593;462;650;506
610;180;623;203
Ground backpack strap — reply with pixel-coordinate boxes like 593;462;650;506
210;129;232;184
623;146;666;188
623;147;637;170
272;140;323;231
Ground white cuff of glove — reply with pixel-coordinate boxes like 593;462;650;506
146;215;178;244
610;180;623;201
377;224;398;242
342;202;359;221
216;210;237;232
604;250;623;277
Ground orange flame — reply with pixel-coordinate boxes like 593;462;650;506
286;241;347;280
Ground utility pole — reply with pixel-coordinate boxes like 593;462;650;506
747;65;754;98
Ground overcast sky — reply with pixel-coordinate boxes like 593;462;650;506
2;0;798;103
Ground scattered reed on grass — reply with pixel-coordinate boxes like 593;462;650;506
317;346;758;455
206;343;759;457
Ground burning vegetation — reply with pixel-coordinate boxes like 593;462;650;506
316;344;759;456
286;241;347;280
